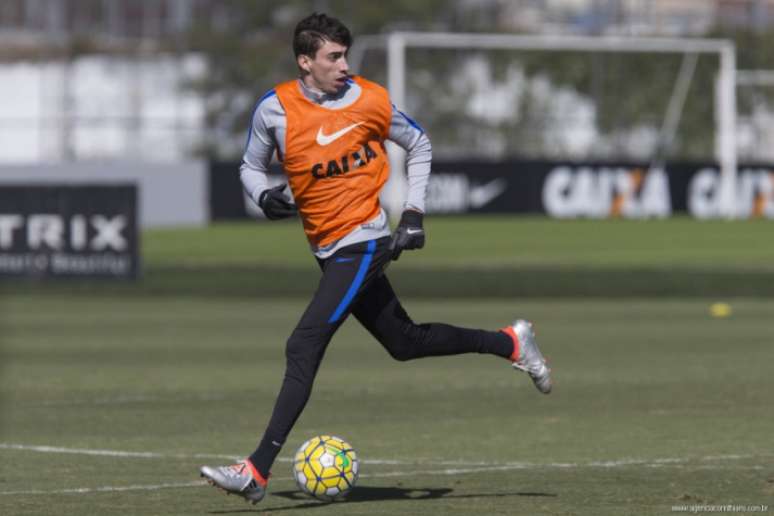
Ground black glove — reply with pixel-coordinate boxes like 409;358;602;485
258;184;297;220
389;210;425;261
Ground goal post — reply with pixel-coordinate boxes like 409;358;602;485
353;32;738;219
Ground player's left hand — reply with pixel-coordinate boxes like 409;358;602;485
389;210;425;261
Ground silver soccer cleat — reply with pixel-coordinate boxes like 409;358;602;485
200;460;266;504
508;319;552;394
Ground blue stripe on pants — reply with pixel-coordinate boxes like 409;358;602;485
327;240;377;324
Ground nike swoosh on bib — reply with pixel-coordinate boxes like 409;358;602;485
316;122;364;146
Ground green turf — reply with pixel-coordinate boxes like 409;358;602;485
5;216;774;297
1;295;772;515
142;216;774;270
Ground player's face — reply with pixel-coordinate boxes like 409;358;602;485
298;40;350;94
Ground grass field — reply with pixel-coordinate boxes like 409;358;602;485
1;217;773;515
7;217;774;298
142;217;774;270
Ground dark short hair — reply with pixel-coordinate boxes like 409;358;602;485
293;13;353;58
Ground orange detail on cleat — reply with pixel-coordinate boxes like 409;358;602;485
501;326;521;362
244;459;269;487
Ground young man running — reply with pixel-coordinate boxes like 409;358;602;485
200;12;552;505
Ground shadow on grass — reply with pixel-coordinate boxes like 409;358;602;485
208;486;556;513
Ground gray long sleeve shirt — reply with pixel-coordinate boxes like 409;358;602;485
239;78;431;258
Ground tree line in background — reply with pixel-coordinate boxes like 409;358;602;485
133;1;774;162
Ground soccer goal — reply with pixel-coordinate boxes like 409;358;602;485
351;32;738;218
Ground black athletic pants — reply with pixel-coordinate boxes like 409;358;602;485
249;236;513;477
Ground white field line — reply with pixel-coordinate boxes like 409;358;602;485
0;443;395;464
356;463;767;479
0;459;767;497
0;443;765;468
0;481;208;496
0;443;239;461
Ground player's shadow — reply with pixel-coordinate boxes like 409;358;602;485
274;486;453;503
208;486;556;513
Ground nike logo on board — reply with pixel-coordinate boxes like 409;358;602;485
316;122;364;146
470;179;507;208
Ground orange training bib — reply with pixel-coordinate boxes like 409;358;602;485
274;76;392;248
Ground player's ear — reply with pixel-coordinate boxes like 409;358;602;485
297;54;312;73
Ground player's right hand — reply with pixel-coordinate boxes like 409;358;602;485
258;184;298;220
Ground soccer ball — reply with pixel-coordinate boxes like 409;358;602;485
292;435;359;501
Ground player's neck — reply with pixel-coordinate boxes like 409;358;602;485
297;78;349;103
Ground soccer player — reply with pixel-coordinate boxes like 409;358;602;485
200;13;552;504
